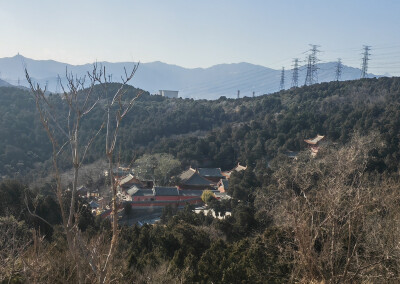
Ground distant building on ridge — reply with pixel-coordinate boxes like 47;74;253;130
159;90;179;98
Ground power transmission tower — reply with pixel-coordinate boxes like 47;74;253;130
237;90;240;99
252;91;255;98
304;44;320;86
334;58;343;81
280;67;285;90
311;44;320;84
361;45;371;79
56;78;60;94
304;55;313;86
291;58;299;88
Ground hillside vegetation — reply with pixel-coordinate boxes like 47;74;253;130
1;77;400;179
2;77;400;282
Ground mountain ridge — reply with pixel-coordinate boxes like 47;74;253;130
0;78;11;87
0;54;381;99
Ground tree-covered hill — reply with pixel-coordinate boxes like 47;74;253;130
3;77;400;283
1;77;400;180
147;77;400;172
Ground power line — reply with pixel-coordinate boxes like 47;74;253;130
178;42;400;95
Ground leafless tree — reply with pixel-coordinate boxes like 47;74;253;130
25;62;140;283
88;64;141;282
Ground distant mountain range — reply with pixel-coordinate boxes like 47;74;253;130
0;54;382;100
0;78;12;87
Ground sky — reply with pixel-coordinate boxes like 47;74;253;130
1;0;400;75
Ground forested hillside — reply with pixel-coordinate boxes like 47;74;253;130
2;126;400;283
3;77;400;282
1;77;400;180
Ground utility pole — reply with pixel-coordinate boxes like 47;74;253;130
237;90;240;99
334;58;343;81
361;45;371;79
291;58;299;88
280;67;285;90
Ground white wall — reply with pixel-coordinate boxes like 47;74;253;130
159;90;179;98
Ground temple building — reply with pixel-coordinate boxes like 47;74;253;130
304;135;325;156
178;167;215;190
221;163;247;179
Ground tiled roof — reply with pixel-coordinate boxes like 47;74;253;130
304;135;324;145
179;190;203;196
119;174;134;185
127;185;141;196
153;186;180;196
198;168;223;177
233;163;247;172
128;187;153;196
214;192;232;200
77;185;88;192
184;174;214;186
179;168;196;181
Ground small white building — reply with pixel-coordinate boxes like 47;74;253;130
159;90;179;98
194;206;231;219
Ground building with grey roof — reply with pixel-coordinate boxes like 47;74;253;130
153;186;180;196
178;168;215;190
198;168;224;182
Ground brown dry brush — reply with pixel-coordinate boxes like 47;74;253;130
0;216;31;283
265;133;400;283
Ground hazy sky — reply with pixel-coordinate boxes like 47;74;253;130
1;0;400;74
